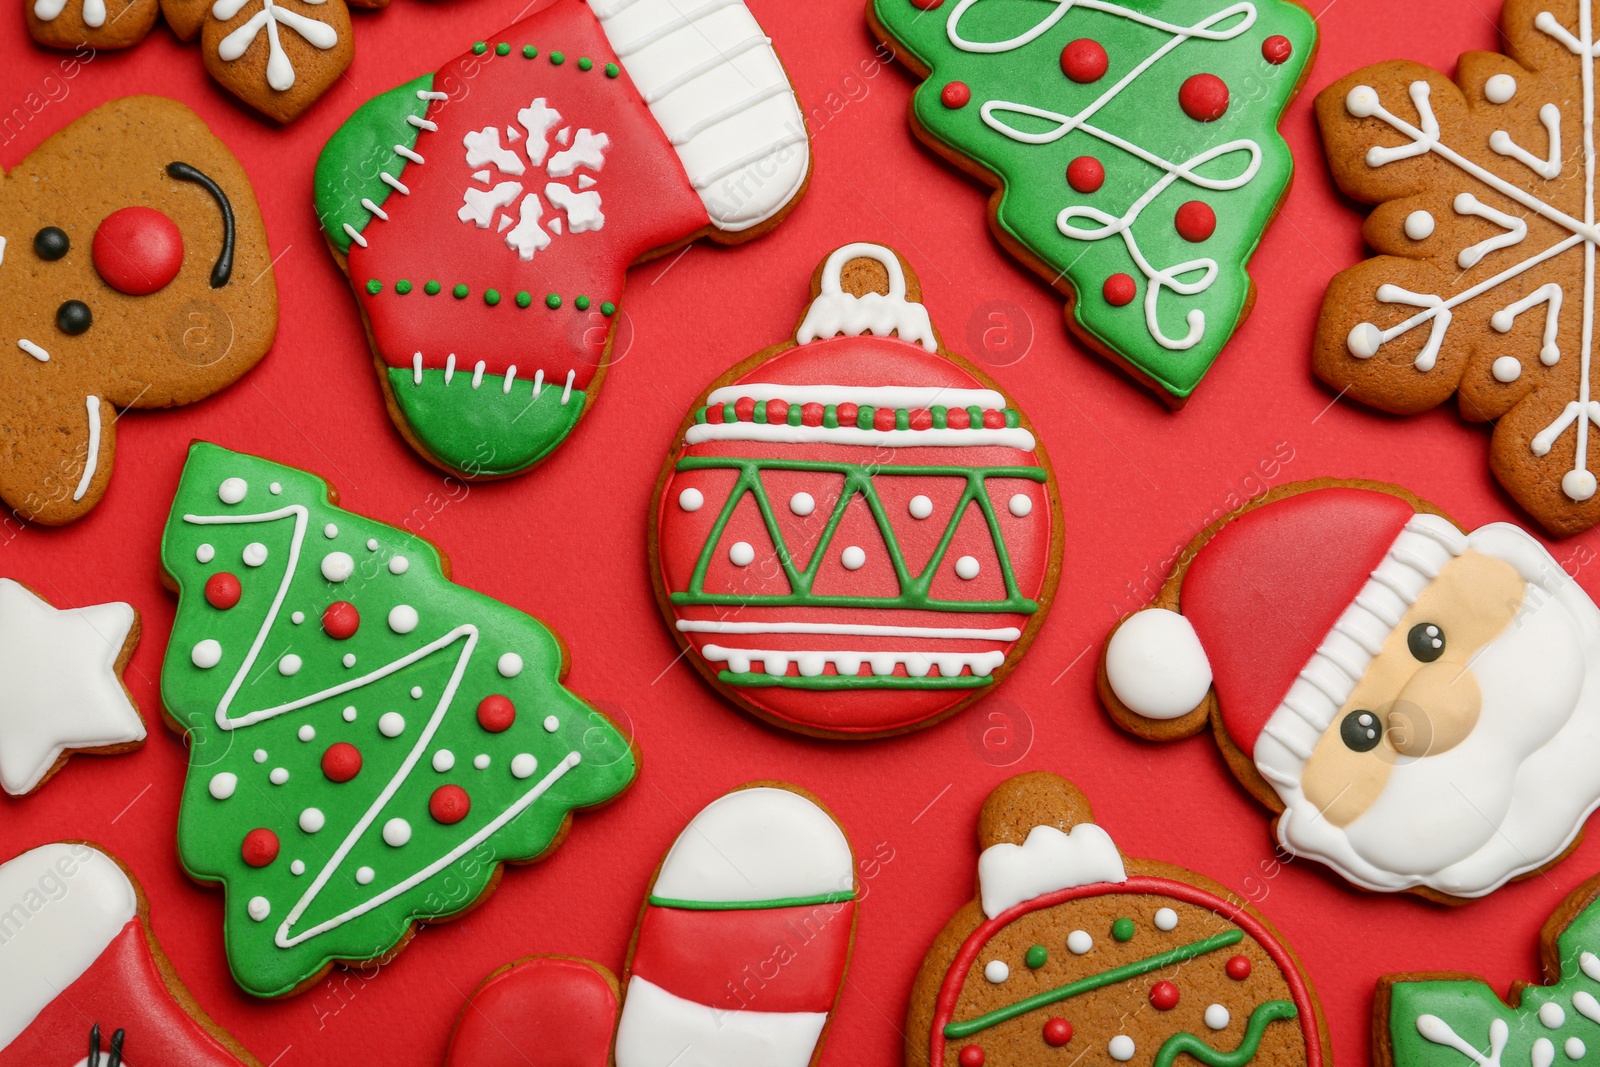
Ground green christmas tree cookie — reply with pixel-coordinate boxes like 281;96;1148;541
869;0;1316;405
160;442;637;998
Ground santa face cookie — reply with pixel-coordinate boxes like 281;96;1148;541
159;442;638;998
313;0;810;479
869;0;1316;407
910;772;1328;1067
652;243;1061;738
1100;480;1600;900
0;96;276;525
0;842;258;1066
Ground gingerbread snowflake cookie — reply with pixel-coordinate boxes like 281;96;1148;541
870;0;1316;406
1315;0;1600;537
909;772;1329;1067
1100;479;1600;901
313;0;810;478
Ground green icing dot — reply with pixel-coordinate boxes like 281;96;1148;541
578;56;593;71
395;279;413;295
495;42;510;56
484;289;501;306
472;41;486;54
424;280;441;296
604;62;619;78
365;279;382;295
453;283;469;299
1026;944;1048;969
600;301;616;315
1112;918;1136;942
515;291;533;308
545;293;562;309
523;45;537;58
550;51;565;65
575;295;591;311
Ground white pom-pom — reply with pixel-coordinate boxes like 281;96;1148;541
1104;609;1212;720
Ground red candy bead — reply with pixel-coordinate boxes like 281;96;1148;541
941;81;972;109
958;1046;985;1067
1150;980;1180;1010
1067;155;1105;193
705;402;726;424
430;784;471;825
204;572;242;610
93;206;184;295
982;409;1006;429
1226;955;1252;980
241;828;279;868
836;402;859;426
322;742;363;783
910;0;944;8
1103;273;1137;306
1043;1018;1073;1047
946;407;971;429
1060;38;1109;83
477;694;517;733
1175;200;1218;242
733;396;756;422
1180;73;1230;121
765;399;789;425
801;402;825;426
322;601;360;640
910;408;933;430
1262;35;1293;64
873;407;897;431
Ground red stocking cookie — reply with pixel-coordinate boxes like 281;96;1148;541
446;956;618;1067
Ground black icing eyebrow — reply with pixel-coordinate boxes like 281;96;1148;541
167;161;236;288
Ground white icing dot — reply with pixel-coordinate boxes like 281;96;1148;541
219;477;248;504
909;495;934;519
279;654;302;676
367;538;380;551
474;754;490;770
356;866;375;885
242;542;269;567
290;860;305;876
382;818;412;847
1486;73;1518;103
1543;1003;1568;1029
196;543;215;563
343;654;357;669
1404;210;1436;240
389;555;409;575
299;808;325;833
1008;493;1033;517
1565;469;1598;502
379;712;406;738
1206;1004;1231;1030
1109;1036;1136;1062
1347;321;1383;358
321;551;355;582
208;772;237;800
955;555;981;580
544;715;560;732
1067;930;1092;954
253;749;268;763
269;767;289;785
729;541;755;566
498;653;523;678
678;487;704;512
841;545;866;570
984;960;1009;983
1154;907;1178;931
433;749;455;772
247;896;270;921
324;523;339;539
298;724;315;743
291;611;305;625
191;639;222;669
410;686;424;699
388;604;418;634
269;482;282;495
511;753;538;779
790;492;815;516
1493;355;1523;383
343;705;358;722
1569;1039;1587;1060
1345;84;1380;118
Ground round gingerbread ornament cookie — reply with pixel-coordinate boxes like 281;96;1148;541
651;242;1062;738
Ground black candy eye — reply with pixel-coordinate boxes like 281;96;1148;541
33;226;69;261
1407;623;1445;662
1340;710;1383;752
56;300;92;335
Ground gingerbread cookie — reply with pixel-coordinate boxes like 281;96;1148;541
1;96;275;525
651;242;1061;738
0;841;260;1066
869;0;1316;407
446;956;619;1067
158;442;638;998
313;0;810;479
1100;479;1600;900
909;772;1328;1067
1315;0;1600;538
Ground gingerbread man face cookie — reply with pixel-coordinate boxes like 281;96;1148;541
1100;479;1600;900
0;96;276;525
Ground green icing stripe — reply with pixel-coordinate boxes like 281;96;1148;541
720;670;995;690
315;73;434;255
944;929;1243;1039
1153;1000;1299;1067
648;890;857;910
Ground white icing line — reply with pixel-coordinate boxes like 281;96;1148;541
471;361;485;390
690;131;808;189
644;34;773;103
379;172;409;195
361;197;389;221
17;339;48;362
73;395;100;502
685;422;1037;450
342;224;368;248
705;383;1004;410
503;366;517;395
677;620;1023;640
407;115;438;132
393;145;424;164
561;369;575;405
702;644;1006;678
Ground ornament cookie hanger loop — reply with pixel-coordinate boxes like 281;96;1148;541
796;241;939;351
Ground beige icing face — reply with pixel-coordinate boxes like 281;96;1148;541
1299;550;1526;827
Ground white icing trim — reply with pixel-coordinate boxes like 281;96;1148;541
212;0;339;93
702;643;1006;679
651;786;854;902
705;383;1003;411
978;823;1127;919
73;394;100;502
795;243;939;351
677;619;1022;640
1104;608;1213;719
17;339;48;362
614;976;828;1067
685;421;1035;450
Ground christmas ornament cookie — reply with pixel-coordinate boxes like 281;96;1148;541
158;442;638;998
909;772;1329;1067
446;956;619;1067
0;96;276;525
1314;0;1600;537
1099;479;1600;900
0;578;143;795
651;242;1061;738
869;0;1316;406
0;841;259;1066
313;0;810;479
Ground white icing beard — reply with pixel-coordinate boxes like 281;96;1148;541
1269;522;1600;897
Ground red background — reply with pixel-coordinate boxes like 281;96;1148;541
0;1;1587;1064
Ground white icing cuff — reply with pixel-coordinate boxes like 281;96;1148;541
1104;608;1212;719
614;976;828;1067
977;823;1126;919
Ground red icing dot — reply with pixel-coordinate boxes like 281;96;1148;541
322;742;363;783
1262;35;1293;64
1060;38;1109;83
430;784;471;825
873;407;897;431
910;0;943;8
766;398;789;425
1103;273;1137;306
93;206;184;295
801;402;825;426
241;828;279;868
322;601;360;640
946;407;971;429
477;694;517;733
1226;955;1252;980
910;408;933;430
733;396;756;422
1180;73;1230;121
705;402;726;424
982;409;1006;429
958;1046;986;1067
836;402;859;426
204;572;242;610
1150;980;1180;1010
1175;201;1218;242
1067;155;1105;193
941;81;972;109
1043;1018;1073;1047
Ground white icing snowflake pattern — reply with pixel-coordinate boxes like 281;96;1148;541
211;0;340;93
456;96;611;261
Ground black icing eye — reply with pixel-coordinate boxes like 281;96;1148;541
1407;623;1445;662
1340;710;1383;753
33;226;69;261
56;300;92;335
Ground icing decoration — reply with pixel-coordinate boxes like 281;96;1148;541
92;207;183;296
1111;1034;1138;1060
871;0;1316;404
1069;930;1093;954
978;823;1127;918
655;243;1058;736
1228;955;1252;980
986;960;1011;983
206;573;243;609
445;956;618;1067
1068;155;1106;192
1208;1004;1232;1029
1151;980;1181;1010
1045;1018;1074;1046
1405;210;1436;240
1176;200;1219;242
313;1;808;480
1105;607;1214;719
212;0;340;94
159;443;636;998
0;579;144;795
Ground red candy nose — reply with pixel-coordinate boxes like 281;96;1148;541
93;206;184;295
